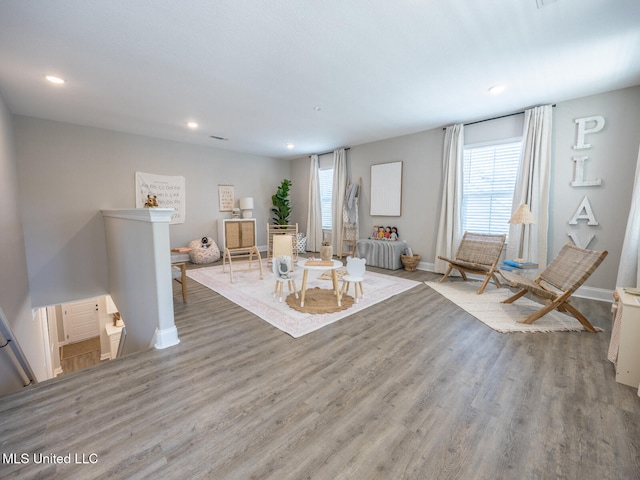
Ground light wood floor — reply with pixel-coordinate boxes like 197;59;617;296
1;264;639;480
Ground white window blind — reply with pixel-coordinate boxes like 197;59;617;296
319;168;333;230
462;140;521;238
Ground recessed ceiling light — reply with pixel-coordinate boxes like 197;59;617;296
286;143;295;150
187;121;198;129
489;85;505;95
45;75;65;84
313;106;322;111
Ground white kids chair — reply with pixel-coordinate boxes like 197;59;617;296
340;256;366;303
273;255;298;302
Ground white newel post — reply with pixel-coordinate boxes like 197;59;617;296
101;209;180;355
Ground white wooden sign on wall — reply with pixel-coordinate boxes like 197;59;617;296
370;161;403;216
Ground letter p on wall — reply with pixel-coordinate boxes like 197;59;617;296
573;116;605;150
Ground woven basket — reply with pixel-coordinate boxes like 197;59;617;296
401;254;421;272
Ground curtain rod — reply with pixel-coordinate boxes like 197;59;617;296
443;104;556;130
310;147;350;157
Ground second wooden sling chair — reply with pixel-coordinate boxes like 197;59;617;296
438;232;507;294
498;242;608;332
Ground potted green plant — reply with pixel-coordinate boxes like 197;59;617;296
271;179;292;225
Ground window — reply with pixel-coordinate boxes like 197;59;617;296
462;139;521;238
319;168;333;230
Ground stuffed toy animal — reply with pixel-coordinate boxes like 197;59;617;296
276;255;291;279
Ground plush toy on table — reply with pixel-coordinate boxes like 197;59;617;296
372;226;379;240
378;226;385;239
384;227;391;239
390;227;398;240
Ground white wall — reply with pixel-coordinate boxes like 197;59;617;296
549;87;640;289
13;116;290;308
291;85;640;292
0;92;46;396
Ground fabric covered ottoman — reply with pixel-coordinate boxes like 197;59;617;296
188;237;221;264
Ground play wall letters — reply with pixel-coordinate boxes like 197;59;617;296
568;115;604;248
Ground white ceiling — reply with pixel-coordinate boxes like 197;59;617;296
0;0;639;159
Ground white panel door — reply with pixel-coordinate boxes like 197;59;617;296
62;298;100;344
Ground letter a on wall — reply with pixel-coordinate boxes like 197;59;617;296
569;196;598;225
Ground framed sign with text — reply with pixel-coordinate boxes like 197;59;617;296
218;185;234;212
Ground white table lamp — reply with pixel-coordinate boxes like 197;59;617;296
508;204;535;262
239;197;254;218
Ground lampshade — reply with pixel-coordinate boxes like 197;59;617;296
509;204;535;224
239;197;254;210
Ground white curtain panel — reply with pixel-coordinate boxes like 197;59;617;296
331;148;348;254
616;144;640;288
306;154;323;252
434;124;464;273
506;105;552;267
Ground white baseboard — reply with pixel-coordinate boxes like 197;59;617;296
154;326;180;350
418;261;435;272
575;286;613;302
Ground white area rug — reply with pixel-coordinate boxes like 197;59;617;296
187;263;421;338
425;280;601;333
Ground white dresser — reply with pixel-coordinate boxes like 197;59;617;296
611;287;640;388
217;218;257;251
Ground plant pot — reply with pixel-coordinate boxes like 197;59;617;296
320;245;333;261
